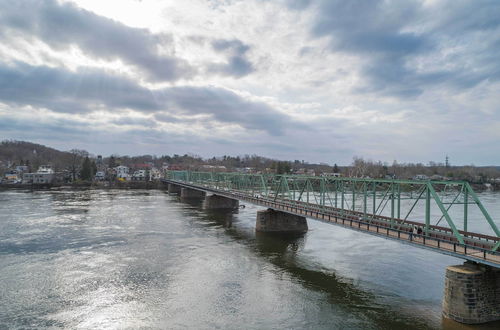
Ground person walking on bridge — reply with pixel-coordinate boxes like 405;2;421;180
409;226;414;241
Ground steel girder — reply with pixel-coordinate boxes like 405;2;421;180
167;171;500;250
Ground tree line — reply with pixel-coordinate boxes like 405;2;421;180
2;140;500;184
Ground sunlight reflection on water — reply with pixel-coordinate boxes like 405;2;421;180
1;189;500;329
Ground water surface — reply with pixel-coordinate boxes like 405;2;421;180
1;189;499;329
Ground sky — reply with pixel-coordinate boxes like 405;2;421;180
0;0;499;165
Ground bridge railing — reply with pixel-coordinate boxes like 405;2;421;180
239;192;500;265
166;171;500;252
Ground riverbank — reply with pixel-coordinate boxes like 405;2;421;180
0;180;166;190
1;180;499;192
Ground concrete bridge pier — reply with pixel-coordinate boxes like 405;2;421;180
180;187;206;199
256;209;308;233
442;262;500;324
167;184;181;194
204;194;239;209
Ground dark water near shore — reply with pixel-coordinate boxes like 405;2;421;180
1;189;499;329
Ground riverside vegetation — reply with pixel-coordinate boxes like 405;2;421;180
1;140;500;189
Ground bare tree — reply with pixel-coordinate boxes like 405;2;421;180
69;149;88;181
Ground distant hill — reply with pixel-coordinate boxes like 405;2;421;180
0;140;76;171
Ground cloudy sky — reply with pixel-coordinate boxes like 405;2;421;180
0;0;499;165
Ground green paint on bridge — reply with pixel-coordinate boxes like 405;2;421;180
165;171;500;267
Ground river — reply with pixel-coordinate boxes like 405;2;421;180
1;189;499;329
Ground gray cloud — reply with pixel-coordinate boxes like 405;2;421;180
0;61;298;135
0;0;193;82
208;39;254;77
0;62;159;113
284;0;312;10
153;113;184;124
158;86;301;135
308;0;500;98
0;116;89;137
111;117;158;128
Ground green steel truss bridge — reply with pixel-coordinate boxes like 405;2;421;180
164;171;500;268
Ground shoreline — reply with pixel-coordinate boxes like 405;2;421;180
1;180;498;192
0;181;166;191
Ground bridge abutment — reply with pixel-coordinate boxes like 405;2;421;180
442;262;500;324
204;194;239;209
256;209;308;233
168;184;182;194
180;187;206;199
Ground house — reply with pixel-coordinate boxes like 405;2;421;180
131;170;147;181
295;168;306;175
295;168;316;176
115;165;130;180
149;168;162;180
167;164;184;171
413;174;429;181
200;165;227;172
321;172;341;178
134;163;152;170
15;165;29;173
235;167;254;173
3;170;21;183
23;165;55;184
94;171;106;181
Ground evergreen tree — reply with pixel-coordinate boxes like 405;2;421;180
276;162;282;174
333;163;339;173
108;156;116;168
282;161;291;174
91;160;97;177
80;156;92;181
276;161;291;174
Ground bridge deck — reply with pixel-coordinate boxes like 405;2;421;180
164;179;500;268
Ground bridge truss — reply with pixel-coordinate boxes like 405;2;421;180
166;171;500;265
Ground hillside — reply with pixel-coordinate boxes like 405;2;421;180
0;140;76;172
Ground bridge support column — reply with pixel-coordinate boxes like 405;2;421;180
442;262;500;324
168;184;181;194
204;194;239;209
180;187;205;199
256;209;308;233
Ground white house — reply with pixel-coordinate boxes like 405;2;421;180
150;168;162;180
321;172;341;178
15;165;29;173
131;170;147;181
23;165;55;184
115;165;130;180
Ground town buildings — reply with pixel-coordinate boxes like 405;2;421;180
23;165;55;184
3;170;21;183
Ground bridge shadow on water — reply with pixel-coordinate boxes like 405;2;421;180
170;195;500;330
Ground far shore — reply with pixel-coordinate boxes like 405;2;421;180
1;180;499;192
0;180;166;190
